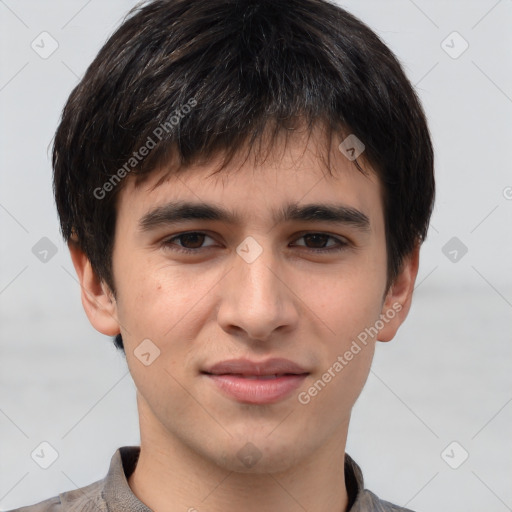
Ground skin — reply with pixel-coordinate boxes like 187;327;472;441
69;125;419;512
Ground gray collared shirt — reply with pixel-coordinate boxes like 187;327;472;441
8;446;415;512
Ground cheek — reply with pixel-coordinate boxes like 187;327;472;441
117;259;207;329
115;268;208;406
115;262;224;384
317;284;381;381
300;283;381;420
302;260;386;338
299;263;385;405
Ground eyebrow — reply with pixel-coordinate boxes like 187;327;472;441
138;200;371;233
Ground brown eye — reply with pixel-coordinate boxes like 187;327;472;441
303;234;330;249
178;233;206;249
293;233;347;253
162;232;217;254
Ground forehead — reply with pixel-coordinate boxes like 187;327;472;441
118;125;383;225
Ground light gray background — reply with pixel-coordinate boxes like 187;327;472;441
1;1;511;511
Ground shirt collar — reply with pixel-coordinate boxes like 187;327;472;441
103;447;151;512
102;446;378;512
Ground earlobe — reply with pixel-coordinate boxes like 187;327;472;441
377;244;420;342
68;241;121;336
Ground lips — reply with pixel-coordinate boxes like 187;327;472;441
202;357;309;377
202;358;309;404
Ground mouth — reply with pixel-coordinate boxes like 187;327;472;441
202;357;309;376
203;373;305;380
201;358;310;404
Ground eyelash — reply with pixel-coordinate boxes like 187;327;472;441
161;231;349;255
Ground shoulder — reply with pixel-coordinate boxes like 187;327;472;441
356;488;416;512
5;479;106;512
345;454;416;512
6;446;141;512
5;496;62;512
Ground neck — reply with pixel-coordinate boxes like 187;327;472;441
128;397;350;512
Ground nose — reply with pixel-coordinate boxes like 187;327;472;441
216;241;300;343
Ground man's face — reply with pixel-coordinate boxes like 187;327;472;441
99;128;401;473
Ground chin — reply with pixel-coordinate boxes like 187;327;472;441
210;435;305;474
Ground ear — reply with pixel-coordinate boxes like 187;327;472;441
377;243;420;342
68;240;121;336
